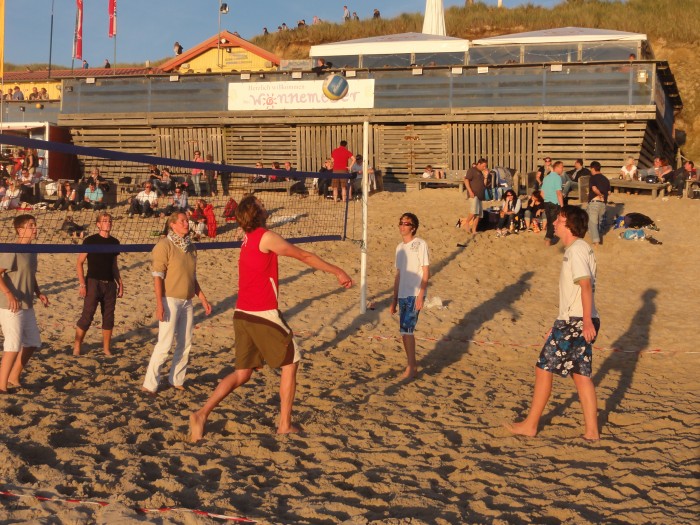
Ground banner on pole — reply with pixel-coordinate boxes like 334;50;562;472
108;0;117;38
73;0;83;60
0;0;5;78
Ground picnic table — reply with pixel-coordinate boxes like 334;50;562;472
609;179;667;199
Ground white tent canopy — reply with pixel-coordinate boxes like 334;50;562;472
422;0;446;37
309;32;468;58
471;27;647;46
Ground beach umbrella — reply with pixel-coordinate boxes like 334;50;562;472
422;0;446;36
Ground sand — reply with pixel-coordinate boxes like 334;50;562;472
0;188;698;524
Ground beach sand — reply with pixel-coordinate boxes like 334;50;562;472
0;189;697;524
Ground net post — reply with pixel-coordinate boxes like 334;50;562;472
360;121;369;314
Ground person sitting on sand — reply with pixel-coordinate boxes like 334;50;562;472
79;181;106;211
508;205;601;441
189;196;352;441
390;213;430;380
163;185;188;216
522;190;544;232
0;215;50;392
53;181;78;211
495;189;522;238
142;212;211;394
128;182;158;218
74;213;123;357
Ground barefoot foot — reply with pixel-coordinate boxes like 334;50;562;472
277;424;301;435
399;366;417;380
505;421;538;437
189;412;206;443
140;387;157;397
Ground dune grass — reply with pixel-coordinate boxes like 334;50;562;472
251;0;699;57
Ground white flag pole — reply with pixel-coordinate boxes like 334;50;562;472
360;121;369;314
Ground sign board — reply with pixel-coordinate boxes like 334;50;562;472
227;79;375;111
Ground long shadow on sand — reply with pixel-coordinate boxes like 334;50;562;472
541;288;656;432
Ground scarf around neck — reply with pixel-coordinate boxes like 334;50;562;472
168;231;193;253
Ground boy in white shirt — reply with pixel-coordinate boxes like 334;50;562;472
508;205;601;440
390;213;430;380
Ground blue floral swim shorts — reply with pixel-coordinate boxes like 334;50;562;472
398;296;421;335
536;317;600;378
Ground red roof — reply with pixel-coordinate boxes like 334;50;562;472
159;31;280;72
2;67;163;82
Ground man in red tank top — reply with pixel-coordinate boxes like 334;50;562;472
190;196;352;441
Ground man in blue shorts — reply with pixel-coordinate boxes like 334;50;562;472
508;205;601;440
390;213;430;380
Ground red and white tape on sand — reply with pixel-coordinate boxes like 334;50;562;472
365;333;695;355
0;489;256;523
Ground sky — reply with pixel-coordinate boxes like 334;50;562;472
4;0;561;67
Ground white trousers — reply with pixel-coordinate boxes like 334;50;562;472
143;297;193;392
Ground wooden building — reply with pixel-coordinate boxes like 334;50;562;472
2;28;684;185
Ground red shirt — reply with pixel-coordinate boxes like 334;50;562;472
331;146;353;172
237;228;279;311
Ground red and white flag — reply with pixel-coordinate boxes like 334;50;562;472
72;0;83;59
108;0;117;38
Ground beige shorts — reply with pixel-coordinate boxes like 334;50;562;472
467;196;483;217
233;309;300;369
0;308;42;352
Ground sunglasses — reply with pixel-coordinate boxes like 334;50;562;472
398;221;414;227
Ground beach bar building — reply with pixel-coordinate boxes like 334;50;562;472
0;26;682;186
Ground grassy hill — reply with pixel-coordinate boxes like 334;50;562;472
251;0;700;161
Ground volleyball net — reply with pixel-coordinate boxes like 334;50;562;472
0;134;352;253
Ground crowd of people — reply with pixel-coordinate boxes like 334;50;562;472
0;148;44;210
3;86;53;101
455;154;697;244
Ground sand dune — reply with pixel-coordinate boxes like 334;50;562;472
0;188;698;524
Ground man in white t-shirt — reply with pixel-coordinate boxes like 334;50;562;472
390;213;430;380
508;205;601;441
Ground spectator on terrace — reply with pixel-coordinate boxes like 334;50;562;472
39;88;49;100
12;87;24;101
28;88;40;101
82;60;89;69
373;8;381;19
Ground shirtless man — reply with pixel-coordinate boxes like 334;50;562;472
189;196;352;441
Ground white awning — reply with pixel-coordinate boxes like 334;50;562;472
472;27;647;46
310;32;468;58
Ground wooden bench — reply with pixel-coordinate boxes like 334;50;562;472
244;180;297;195
409;170;467;191
609;179;667;199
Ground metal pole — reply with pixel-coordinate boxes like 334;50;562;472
217;1;222;69
113;33;117;75
360;121;369;314
48;0;55;77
